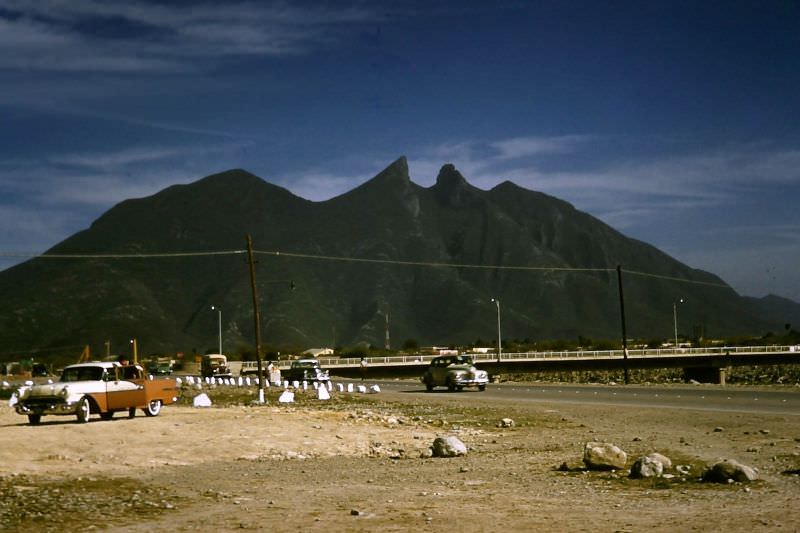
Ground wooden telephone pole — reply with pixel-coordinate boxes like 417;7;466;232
247;234;266;404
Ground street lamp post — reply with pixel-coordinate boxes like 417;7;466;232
211;306;222;354
673;298;684;350
491;298;502;363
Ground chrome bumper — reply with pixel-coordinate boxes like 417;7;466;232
15;399;79;416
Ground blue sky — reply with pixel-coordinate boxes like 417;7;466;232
1;0;799;302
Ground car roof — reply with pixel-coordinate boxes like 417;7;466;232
65;362;118;369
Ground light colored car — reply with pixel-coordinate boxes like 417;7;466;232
421;355;489;392
13;361;179;425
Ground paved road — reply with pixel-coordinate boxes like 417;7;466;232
361;379;800;416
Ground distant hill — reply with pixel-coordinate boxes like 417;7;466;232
0;157;793;359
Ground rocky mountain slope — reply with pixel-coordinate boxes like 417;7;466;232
0;157;790;357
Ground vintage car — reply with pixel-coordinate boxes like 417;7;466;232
284;358;330;384
421;355;489;392
13;361;179;425
201;354;232;378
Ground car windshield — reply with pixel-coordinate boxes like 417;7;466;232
60;366;104;382
293;361;319;369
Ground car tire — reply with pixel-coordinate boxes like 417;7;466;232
100;411;114;421
143;399;162;417
447;379;456;392
425;381;434;392
76;397;91;423
478;384;486;391
28;414;41;425
128;407;136;419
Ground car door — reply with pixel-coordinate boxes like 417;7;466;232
106;365;147;410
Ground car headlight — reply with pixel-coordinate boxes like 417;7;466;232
59;385;70;399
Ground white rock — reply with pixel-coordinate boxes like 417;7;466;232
347;383;354;393
497;418;515;428
357;385;367;393
583;442;627;470
369;384;381;393
629;453;672;478
279;390;295;403
336;383;344;392
317;387;330;401
703;459;758;483
432;436;468;457
193;393;212;407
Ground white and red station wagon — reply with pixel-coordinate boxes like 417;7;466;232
14;361;179;425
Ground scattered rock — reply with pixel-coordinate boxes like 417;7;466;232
702;459;759;483
192;393;212;407
629;453;672;478
583;442;627;470
432;436;467;458
497;418;515;428
714;427;725;432
278;390;295;403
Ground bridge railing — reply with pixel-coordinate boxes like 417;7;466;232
310;345;797;367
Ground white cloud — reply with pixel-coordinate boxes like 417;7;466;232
490;135;588;160
0;1;382;72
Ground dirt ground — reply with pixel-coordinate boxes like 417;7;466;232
1;381;799;532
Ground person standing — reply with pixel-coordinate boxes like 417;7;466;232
359;357;368;381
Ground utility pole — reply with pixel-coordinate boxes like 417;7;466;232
616;265;629;385
247;234;266;404
384;304;390;350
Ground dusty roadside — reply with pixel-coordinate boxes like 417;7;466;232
1;385;799;532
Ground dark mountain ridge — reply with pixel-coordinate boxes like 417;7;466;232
0;157;793;358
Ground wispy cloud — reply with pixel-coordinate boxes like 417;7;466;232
490;135;589;160
398;136;800;229
0;1;382;72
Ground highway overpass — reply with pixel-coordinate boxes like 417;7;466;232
312;345;800;382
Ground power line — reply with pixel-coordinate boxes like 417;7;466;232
9;250;246;259
256;249;614;273
3;248;731;288
621;268;730;288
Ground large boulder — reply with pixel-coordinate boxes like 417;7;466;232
702;459;758;483
432;436;467;457
629;453;673;478
583;442;627;470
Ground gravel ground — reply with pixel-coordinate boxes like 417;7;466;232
1;382;799;532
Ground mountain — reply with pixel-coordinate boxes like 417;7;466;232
0;158;791;359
